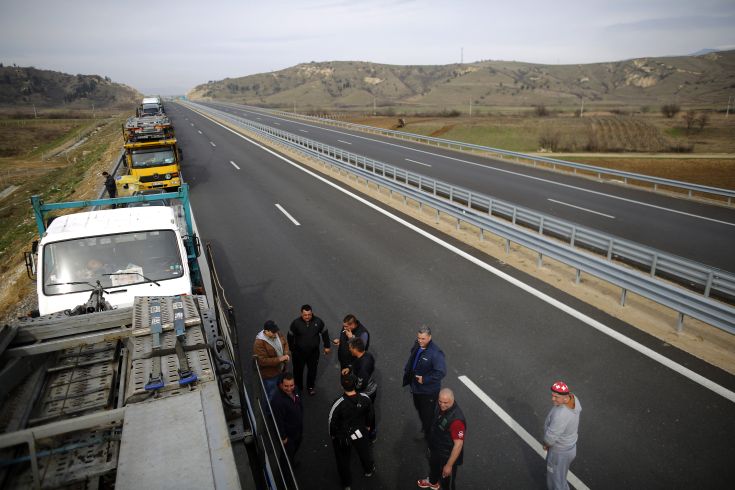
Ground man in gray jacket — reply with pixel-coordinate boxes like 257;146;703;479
543;381;581;490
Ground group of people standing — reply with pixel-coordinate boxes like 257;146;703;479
253;304;581;490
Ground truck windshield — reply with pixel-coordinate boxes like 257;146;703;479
141;103;160;115
131;147;176;168
43;230;184;295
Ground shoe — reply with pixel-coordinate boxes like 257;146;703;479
364;466;375;477
417;478;440;489
308;388;316;396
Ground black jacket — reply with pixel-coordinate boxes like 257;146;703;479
337;321;370;368
271;389;303;440
402;340;446;395
328;392;374;442
428;402;465;465
348;352;377;397
104;175;116;193
288;315;329;353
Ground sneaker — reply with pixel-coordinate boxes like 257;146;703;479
417;478;440;490
364;466;375;477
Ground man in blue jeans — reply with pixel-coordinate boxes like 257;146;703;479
403;326;446;438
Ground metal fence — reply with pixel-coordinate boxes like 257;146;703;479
186;102;735;336
217;102;735;206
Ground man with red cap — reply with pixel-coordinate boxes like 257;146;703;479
542;381;581;490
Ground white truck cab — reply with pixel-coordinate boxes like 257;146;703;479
37;206;192;315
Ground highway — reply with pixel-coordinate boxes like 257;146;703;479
198;101;735;274
167;102;735;490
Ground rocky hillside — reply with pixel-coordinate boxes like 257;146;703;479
188;50;735;110
0;65;140;109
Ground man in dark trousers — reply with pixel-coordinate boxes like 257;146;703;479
288;304;330;395
333;314;370;371
403;325;446;438
329;374;375;490
102;172;117;208
417;388;466;490
270;372;303;465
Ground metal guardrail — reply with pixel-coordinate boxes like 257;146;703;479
220;102;735;206
186;101;735;335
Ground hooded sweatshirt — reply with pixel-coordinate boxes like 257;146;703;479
543;395;582;451
254;331;289;379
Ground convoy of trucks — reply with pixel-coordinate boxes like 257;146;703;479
120;113;182;192
0;98;292;489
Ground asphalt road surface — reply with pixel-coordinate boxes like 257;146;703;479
166;102;735;490
198;101;735;274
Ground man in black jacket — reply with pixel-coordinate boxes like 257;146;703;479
417;388;466;490
333;314;370;371
288;304;330;395
329;374;375;490
270;372;303;464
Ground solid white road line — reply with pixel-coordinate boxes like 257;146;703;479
190;123;194;126
275;204;300;226
300;129;309;133
197;130;202;134
274;122;280;125
406;158;432;167
337;140;352;145
238;109;735;227
210;141;216;147
459;376;590;490
230;161;240;170
188;105;735;404
548;198;615;219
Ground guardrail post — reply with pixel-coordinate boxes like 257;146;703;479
479;228;484;241
539;216;545;235
650;254;659;277
505;239;510;254
537;253;543;268
704;272;714;298
512;208;517;225
575;269;581;284
456;218;461;230
570;227;577;247
607;239;614;260
435;209;440;224
620;288;627;306
677;312;685;332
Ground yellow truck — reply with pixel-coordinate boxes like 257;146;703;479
121;115;182;192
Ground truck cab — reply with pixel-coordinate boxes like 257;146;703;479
122;115;181;191
37;206;191;315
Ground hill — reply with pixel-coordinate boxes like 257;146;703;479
188;51;735;112
0;65;140;109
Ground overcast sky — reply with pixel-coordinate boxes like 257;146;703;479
1;0;734;95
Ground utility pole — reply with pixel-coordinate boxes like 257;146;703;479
727;95;731;118
32;103;37;119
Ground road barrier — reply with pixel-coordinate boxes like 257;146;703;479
185;102;735;336
215;102;735;207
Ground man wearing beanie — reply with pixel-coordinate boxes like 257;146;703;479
543;381;582;490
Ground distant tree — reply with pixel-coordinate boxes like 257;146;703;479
696;112;710;131
683;110;697;131
534;104;549;117
661;104;680;118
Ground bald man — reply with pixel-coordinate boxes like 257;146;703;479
417;388;465;490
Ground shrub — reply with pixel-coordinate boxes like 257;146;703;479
538;131;561;152
661;104;680;118
534;104;549;117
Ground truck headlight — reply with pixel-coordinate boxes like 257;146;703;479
165;173;172;179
